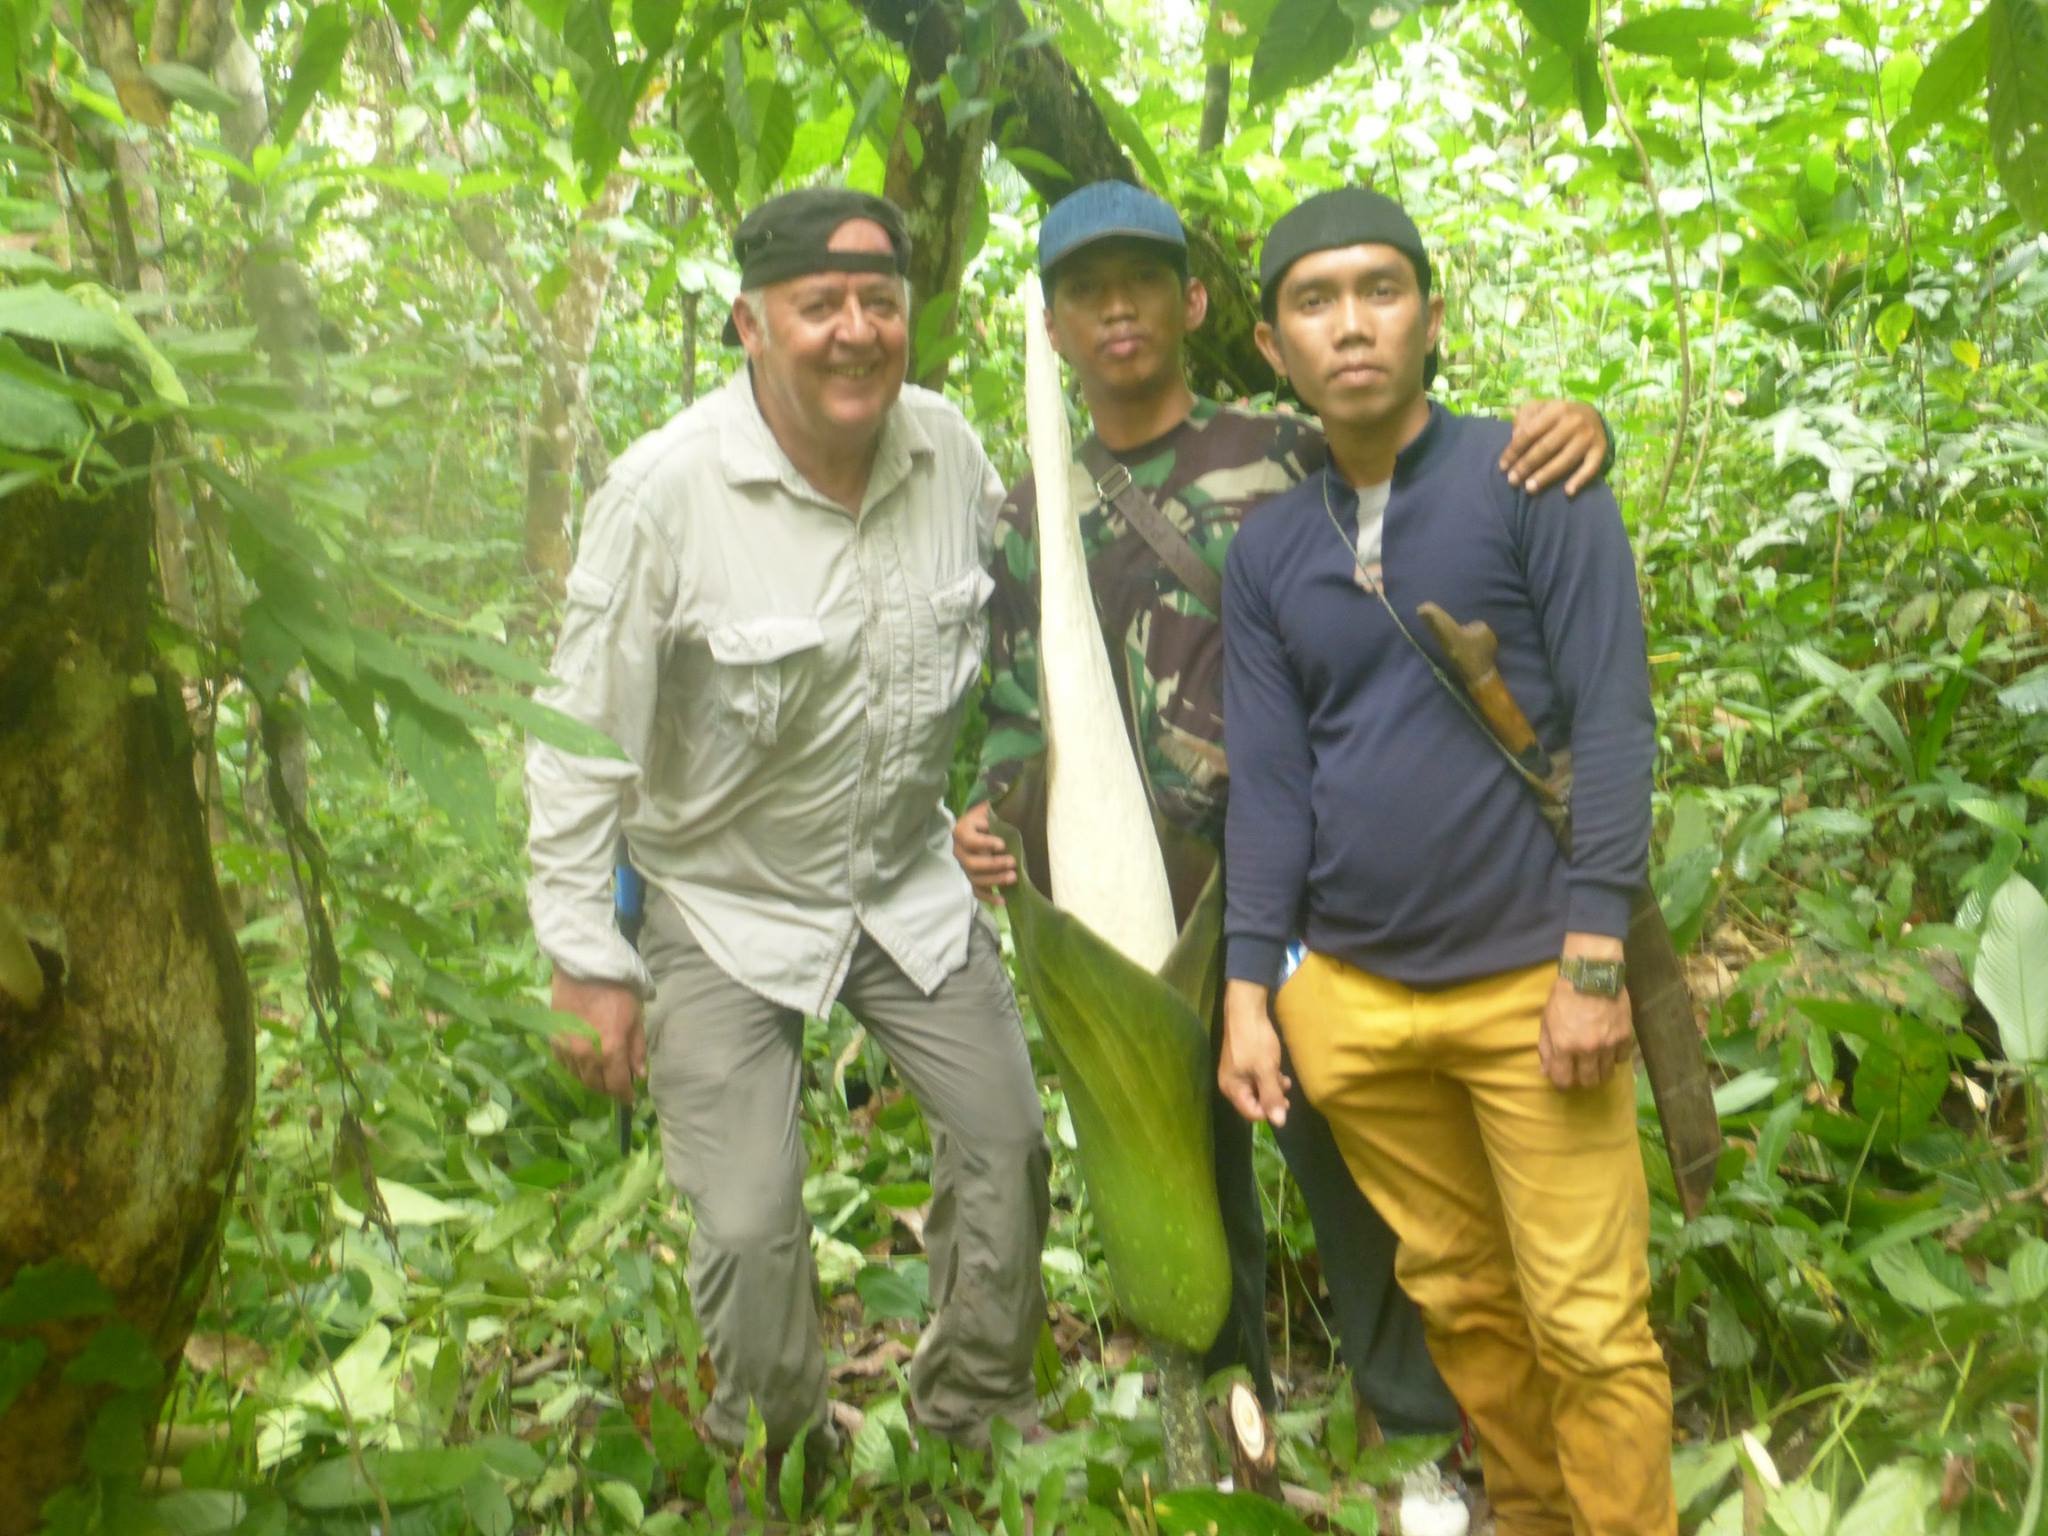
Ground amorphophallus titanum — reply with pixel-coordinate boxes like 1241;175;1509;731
989;278;1232;1487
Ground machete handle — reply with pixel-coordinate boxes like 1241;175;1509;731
1415;602;1551;773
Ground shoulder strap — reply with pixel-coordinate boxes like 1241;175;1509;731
1312;473;1574;837
1076;434;1226;616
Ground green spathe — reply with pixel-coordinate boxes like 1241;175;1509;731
996;817;1230;1355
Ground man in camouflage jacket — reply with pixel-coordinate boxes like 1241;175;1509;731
952;183;1613;1494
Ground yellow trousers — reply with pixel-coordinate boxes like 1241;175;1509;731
1276;953;1676;1536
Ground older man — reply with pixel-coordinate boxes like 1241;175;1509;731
526;189;1049;1460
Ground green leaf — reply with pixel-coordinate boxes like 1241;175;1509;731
151;1491;249;1536
1003;145;1073;184
411;632;556;689
1705;1290;1756;1367
388;700;496;842
1348;1433;1455;1485
1514;0;1590;50
631;0;682;55
855;1262;927;1321
1835;1459;1942;1536
1767;1482;1836;1536
142;61;242;115
1088;85;1169;190
1713;1069;1779;1117
747;80;796;195
1605;5;1756;55
289;1447;486;1508
1989;0;2048;231
1870;1243;1965;1312
461;1471;515;1536
1975;875;2048;1062
994;812;1230;1353
1154;1489;1315;1535
0;370;87;450
1249;0;1353;104
1851;1038;1945;1144
0;1338;46;1415
1998;663;2048;716
0;1259;114;1328
1894;10;1989;153
482;691;627;759
1572;44;1608;132
2010;1237;2048;1302
60;1320;163;1392
1875;300;1914;353
275;5;352;149
593;1481;645;1526
0;282;133;351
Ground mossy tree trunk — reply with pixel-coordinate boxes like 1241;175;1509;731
0;458;254;1532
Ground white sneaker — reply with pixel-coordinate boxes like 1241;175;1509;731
1397;1462;1472;1536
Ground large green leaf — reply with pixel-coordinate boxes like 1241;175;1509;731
388;701;497;842
1249;0;1354;105
995;817;1229;1353
1088;83;1169;190
1893;9;1990;153
1835;1460;1943;1536
0;370;86;450
1515;0;1590;50
1975;875;2048;1063
0;282;133;352
275;5;352;149
1989;0;2048;231
289;1447;485;1508
1605;4;1756;54
1155;1489;1315;1535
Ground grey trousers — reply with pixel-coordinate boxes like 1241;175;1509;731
1206;1019;1463;1438
640;895;1051;1448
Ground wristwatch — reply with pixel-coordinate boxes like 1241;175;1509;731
1559;956;1627;998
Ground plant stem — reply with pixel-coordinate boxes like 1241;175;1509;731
1154;1341;1215;1489
1601;47;1693;529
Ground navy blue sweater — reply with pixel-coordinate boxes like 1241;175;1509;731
1221;403;1655;992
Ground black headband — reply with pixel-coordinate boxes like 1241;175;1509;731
723;189;912;344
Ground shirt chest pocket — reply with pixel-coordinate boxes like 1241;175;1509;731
704;615;826;747
925;567;994;714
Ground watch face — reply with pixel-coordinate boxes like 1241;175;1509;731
1565;958;1625;997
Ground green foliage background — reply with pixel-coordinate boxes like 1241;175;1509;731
3;0;2048;1527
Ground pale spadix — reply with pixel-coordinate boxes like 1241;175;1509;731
1023;275;1179;973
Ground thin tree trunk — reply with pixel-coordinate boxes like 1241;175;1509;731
1197;0;1232;154
523;171;644;591
882;1;1014;390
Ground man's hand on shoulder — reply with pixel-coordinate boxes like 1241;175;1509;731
951;801;1018;905
1538;933;1635;1090
1500;400;1609;497
551;972;646;1105
1219;980;1292;1127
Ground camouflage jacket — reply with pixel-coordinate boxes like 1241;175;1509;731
980;398;1328;847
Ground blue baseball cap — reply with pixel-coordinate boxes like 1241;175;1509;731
1037;181;1188;280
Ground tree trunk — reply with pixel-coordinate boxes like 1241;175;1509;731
853;0;1270;398
0;452;255;1531
523;171;643;592
882;1;1012;390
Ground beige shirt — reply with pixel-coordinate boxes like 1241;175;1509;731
526;371;1006;1014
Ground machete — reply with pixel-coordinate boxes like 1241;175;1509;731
1416;601;1721;1219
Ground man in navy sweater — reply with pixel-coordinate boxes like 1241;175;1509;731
1217;188;1675;1535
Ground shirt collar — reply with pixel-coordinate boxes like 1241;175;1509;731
1324;399;1447;500
719;368;936;512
